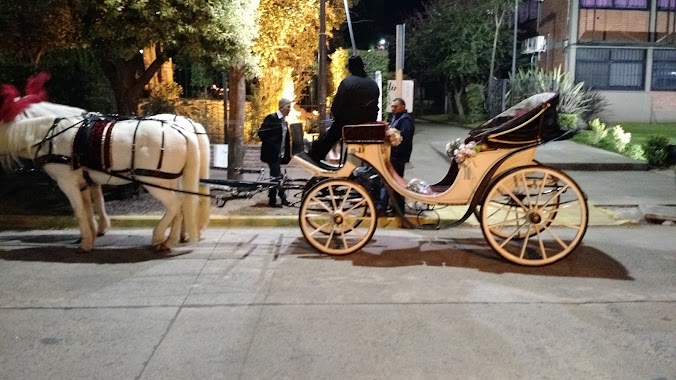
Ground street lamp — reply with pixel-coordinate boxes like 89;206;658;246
377;39;388;50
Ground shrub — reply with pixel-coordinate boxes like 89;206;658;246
466;83;485;123
642;135;671;167
141;82;183;116
558;113;579;130
585;119;608;146
600;125;631;153
624;143;644;161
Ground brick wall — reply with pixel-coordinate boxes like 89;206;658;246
578;9;650;42
539;0;569;71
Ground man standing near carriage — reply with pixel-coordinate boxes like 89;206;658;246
377;97;415;216
258;98;293;208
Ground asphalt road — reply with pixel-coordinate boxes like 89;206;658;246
0;226;674;379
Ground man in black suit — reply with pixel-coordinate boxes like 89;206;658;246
258;98;292;207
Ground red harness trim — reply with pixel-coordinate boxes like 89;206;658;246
0;72;51;122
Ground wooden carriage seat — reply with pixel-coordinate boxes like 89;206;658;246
294;122;389;171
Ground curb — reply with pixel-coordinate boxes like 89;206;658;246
0;203;637;230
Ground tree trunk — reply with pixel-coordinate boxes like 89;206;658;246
99;52;168;115
489;10;505;80
227;65;246;180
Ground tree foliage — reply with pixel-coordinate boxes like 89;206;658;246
0;0;259;114
406;0;515;116
252;0;357;122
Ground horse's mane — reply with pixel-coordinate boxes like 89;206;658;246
0;72;51;123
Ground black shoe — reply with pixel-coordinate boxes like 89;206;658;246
268;200;282;208
280;199;292;207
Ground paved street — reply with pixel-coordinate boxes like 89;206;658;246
0;226;674;379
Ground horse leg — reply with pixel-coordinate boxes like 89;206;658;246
90;184;111;236
46;168;96;252
143;184;182;252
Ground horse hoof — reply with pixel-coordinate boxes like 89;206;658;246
76;247;91;254
97;232;106;237
152;244;171;253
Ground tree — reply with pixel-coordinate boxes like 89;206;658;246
406;0;513;117
0;0;258;115
252;0;358;126
0;0;80;67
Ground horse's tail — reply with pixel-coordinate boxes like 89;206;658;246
189;120;211;234
197;132;211;233
181;133;201;242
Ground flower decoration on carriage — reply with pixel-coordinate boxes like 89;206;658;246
406;178;431;194
385;127;403;147
445;138;481;164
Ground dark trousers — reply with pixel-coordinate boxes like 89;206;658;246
378;159;406;212
267;161;287;203
308;123;343;161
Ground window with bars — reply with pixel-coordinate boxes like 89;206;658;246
580;0;648;8
652;50;676;90
658;0;676;10
576;48;646;90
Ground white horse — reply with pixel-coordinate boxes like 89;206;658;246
15;102;212;240
0;113;201;252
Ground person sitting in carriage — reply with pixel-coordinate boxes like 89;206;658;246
307;55;380;163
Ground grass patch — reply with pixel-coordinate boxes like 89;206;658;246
615;123;676;145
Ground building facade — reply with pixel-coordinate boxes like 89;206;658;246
534;0;676;122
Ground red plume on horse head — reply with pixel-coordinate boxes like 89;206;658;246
0;72;51;123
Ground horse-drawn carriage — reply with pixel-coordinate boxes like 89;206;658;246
289;92;588;266
0;79;587;266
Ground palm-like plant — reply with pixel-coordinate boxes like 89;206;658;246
507;66;608;120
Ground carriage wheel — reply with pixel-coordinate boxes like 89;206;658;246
480;166;588;266
299;178;377;255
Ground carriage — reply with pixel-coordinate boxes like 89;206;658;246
288;92;588;266
1;79;587;266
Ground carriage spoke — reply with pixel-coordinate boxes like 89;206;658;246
345;198;368;213
310;196;334;213
518;227;533;259
520;172;533;205
497;185;529;210
535;228;548;259
328;186;338;211
339;187;353;211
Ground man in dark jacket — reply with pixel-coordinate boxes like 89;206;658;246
308;55;380;162
378;97;415;215
258;98;292;207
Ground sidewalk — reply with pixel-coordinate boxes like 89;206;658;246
0;121;674;229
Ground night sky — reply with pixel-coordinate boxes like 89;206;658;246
343;0;427;49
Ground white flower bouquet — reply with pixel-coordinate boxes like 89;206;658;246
386;128;403;147
445;138;481;164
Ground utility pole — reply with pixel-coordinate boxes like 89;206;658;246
395;24;405;99
318;0;327;134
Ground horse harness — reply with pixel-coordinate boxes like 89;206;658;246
33;114;188;190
